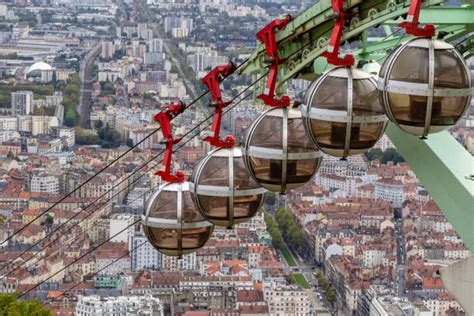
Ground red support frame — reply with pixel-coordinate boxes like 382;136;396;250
256;16;292;108
201;62;236;148
154;102;186;183
321;0;355;67
398;0;435;37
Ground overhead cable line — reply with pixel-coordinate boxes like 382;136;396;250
1;92;209;246
49;88;257;302
17;79;264;299
3;65;262;279
1;55;253;250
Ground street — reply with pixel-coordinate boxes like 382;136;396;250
287;243;336;315
395;217;406;296
78;42;101;128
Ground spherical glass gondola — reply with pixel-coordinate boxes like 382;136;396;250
301;67;387;159
190;147;266;229
141;182;214;258
378;37;472;137
243;107;323;193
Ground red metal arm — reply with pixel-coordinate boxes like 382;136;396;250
256;16;291;108
321;0;354;67
154;102;185;183
201;62;236;148
398;0;435;37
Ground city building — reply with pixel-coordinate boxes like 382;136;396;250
11;91;33;115
75;295;164;316
130;234;161;271
263;282;311;316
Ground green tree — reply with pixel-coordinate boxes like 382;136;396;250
64;107;79;127
52;71;57;85
45;214;53;225
0;293;52;315
33;107;47;116
381;148;405;164
126;138;134;147
94;120;104;129
327;291;337;303
265;193;277;205
364;148;383;161
97;124;122;148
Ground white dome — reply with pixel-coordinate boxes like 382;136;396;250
27;62;53;73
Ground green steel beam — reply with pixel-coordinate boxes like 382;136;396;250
240;1;472;84
240;0;474;249
240;0;448;75
384;6;474;25
355;25;473;61
386;124;474;251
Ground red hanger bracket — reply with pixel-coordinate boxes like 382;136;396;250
154;102;186;183
398;0;435;37
201;62;236;148
321;0;355;67
256;16;292;107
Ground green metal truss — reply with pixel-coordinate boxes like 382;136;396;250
241;1;474;250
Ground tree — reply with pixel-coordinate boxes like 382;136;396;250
0;293;52;315
265;193;277;206
126;138;134;147
364;148;383;161
33;106;47;116
45;214;54;225
381;148;405;164
64;107;79;127
52;71;57;85
97;124;122;148
327;291;337;303
94;120;104;129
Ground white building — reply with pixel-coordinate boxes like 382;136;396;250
148;38;163;53
11;91;33;115
263;282;311;316
32;116;59;136
423;295;464;316
58;127;75;147
96;254;130;276
0;116;18;131
75;295;164;316
362;249;384;268
317;173;357;197
161;253;197;271
164;16;193;34
374;178;404;207
130;234;161;271
101;41;115;59
126;187;151;209
109;214;134;243
30;171;60;194
15;115;59;136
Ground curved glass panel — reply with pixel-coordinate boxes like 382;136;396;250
146;226;212;253
310;119;347;149
143;188;213;256
379;48;398;79
353;79;384;115
388;93;469;127
194;153;264;226
310;77;348;111
247;112;320;192
249;115;283;150
389;47;429;84
148;191;178;220
350;122;385;149
287;116;318;152
434;49;470;89
196;156;228;187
